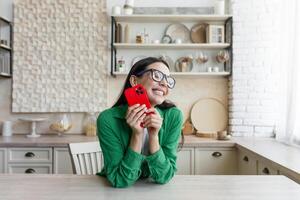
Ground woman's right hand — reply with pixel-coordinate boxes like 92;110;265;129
125;104;147;135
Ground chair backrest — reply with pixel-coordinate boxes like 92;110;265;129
68;141;103;175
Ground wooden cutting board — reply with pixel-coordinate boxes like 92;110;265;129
190;98;228;137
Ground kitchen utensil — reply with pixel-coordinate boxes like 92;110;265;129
191;23;208;43
165;23;191;43
190;98;228;136
19;117;48;138
175;56;193;72
161;35;172;44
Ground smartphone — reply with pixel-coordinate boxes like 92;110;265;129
124;84;154;115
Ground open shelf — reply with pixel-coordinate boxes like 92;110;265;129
114;43;230;49
113;15;233;22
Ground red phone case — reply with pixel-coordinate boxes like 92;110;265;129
124;84;154;115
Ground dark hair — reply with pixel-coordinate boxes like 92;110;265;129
112;57;184;150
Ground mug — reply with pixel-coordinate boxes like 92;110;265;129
2;121;13;136
207;67;213;72
112;6;121;15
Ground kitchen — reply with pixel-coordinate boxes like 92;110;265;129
0;0;300;199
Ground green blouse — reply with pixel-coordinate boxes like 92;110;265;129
96;105;183;188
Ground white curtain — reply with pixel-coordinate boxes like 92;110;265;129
276;0;300;146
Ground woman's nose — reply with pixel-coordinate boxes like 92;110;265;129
159;78;168;87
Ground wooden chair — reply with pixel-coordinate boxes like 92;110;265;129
68;141;103;175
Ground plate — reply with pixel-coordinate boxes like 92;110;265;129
190;23;208;43
165;23;191;43
157;55;175;72
174;57;193;72
190;98;227;134
131;56;148;67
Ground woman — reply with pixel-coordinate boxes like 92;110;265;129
97;57;183;188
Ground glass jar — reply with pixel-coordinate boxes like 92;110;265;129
83;112;97;137
49;114;72;136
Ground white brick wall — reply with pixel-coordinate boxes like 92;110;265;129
229;0;281;137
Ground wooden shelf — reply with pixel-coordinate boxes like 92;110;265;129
112;71;230;77
0;44;12;51
114;43;230;49
113;15;232;22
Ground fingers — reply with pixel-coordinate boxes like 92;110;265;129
126;104;147;126
143;113;162;129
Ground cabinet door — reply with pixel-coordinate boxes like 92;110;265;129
237;149;257;175
0;148;7;173
195;148;237;175
176;147;194;175
257;160;279;175
53;148;73;174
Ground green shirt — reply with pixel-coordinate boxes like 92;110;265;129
96;104;183;188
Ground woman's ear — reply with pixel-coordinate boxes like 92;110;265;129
129;75;138;87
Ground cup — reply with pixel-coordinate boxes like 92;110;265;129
213;66;219;72
217;130;227;140
152;39;160;44
174;38;182;44
112;6;121;15
207;66;213;72
2;121;13;136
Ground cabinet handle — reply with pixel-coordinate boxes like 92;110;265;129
212;152;222;157
243;156;249;162
25;152;35;158
25;168;36;174
262;167;270;175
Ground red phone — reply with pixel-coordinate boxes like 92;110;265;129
124;84;154;115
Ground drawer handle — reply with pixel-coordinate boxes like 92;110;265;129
25;168;36;174
243;156;249;162
25;152;35;158
262;167;270;175
212;152;222;157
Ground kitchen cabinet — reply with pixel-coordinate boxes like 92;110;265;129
176;147;194;175
7;148;52;174
237;149;257;175
0;16;13;78
257;160;279;175
53;148;73;174
0;147;73;174
0;148;6;173
194;148;237;175
110;15;233;77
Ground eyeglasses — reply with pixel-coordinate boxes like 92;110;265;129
136;69;176;89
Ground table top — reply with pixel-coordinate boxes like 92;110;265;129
0;174;299;200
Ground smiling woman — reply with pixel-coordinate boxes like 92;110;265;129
96;57;183;188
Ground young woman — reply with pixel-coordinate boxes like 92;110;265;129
97;57;183;188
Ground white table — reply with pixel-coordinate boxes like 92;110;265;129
0;174;299;200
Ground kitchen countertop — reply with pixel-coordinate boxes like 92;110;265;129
0;174;299;200
0;134;300;177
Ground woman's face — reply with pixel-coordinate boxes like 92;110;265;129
132;62;170;107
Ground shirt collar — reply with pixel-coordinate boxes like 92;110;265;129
111;104;163;119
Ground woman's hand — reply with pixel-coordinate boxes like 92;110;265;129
143;107;163;136
125;104;147;135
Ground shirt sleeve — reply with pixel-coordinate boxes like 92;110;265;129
97;112;145;188
145;108;183;184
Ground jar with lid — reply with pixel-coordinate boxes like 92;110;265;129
49;113;72;136
83;112;97;137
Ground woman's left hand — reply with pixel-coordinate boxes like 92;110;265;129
142;107;163;136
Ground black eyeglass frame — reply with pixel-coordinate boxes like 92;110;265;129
136;69;176;89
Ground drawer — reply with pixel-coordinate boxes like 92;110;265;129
257;160;279;175
195;148;237;175
8;148;52;163
8;164;52;174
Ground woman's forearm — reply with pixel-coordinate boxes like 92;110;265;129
149;134;160;154
129;132;144;153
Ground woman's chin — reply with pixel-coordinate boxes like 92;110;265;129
150;97;165;106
